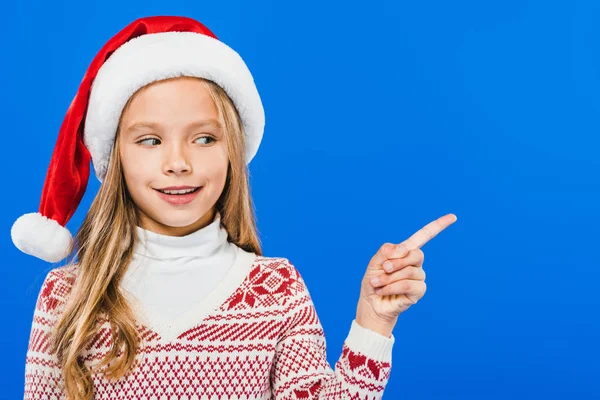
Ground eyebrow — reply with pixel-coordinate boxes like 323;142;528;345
124;119;222;134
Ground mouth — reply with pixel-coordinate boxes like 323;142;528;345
154;186;201;195
154;186;202;205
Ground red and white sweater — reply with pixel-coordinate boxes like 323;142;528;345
25;248;395;399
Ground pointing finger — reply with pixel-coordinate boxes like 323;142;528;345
369;213;458;267
396;213;458;256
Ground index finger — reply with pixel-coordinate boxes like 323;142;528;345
400;213;457;253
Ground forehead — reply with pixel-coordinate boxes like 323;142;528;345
120;77;219;127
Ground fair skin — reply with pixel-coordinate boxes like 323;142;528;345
356;213;458;336
117;76;457;337
118;77;228;236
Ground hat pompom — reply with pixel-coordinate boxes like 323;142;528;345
11;213;73;263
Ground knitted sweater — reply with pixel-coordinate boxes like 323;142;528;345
24;249;395;399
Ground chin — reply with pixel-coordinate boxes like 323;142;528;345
137;197;216;231
158;216;205;228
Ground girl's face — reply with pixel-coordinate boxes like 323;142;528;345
118;77;229;236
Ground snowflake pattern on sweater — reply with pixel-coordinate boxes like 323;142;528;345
25;254;394;399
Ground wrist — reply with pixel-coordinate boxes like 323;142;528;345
356;303;397;338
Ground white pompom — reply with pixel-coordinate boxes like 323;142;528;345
11;212;73;263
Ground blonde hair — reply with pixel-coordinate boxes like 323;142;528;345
51;77;262;400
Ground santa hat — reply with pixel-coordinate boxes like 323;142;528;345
10;16;265;263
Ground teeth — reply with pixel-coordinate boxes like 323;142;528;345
159;188;197;195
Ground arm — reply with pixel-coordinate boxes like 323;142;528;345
270;261;394;399
24;269;71;399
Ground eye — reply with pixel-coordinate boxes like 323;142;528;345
137;137;161;146
195;136;216;145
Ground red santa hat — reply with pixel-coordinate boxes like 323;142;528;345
10;16;265;263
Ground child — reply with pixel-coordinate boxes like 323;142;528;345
12;16;456;400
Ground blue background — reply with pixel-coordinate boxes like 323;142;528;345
2;0;599;399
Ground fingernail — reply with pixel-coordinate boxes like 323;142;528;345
370;277;379;286
383;261;393;272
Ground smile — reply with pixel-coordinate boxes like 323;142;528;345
155;187;200;195
154;187;202;205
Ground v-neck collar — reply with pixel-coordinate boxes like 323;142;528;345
126;247;258;343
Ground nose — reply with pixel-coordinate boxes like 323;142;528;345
163;142;192;175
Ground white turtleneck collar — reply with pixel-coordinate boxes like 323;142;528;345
121;211;258;342
133;211;229;261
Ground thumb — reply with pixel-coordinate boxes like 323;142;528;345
369;242;410;270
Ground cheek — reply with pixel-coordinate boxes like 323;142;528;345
120;148;154;190
200;149;229;181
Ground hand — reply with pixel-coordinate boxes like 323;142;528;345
356;213;458;336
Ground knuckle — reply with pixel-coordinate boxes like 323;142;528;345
401;280;412;293
409;249;424;264
383;243;396;254
412;267;423;280
402;266;420;280
423;227;434;240
387;259;400;272
401;267;414;280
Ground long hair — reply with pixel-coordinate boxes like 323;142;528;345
51;77;262;400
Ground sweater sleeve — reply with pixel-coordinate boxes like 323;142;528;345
24;268;73;399
270;261;394;399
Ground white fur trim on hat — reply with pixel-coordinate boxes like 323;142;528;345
84;31;265;181
11;213;73;263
